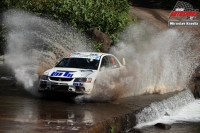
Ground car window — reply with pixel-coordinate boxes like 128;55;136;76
100;56;110;69
100;55;120;70
108;56;120;69
55;58;70;67
55;58;99;70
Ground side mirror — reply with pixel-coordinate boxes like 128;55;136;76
122;58;126;66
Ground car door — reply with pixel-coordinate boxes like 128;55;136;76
100;55;121;70
107;55;120;69
100;56;110;70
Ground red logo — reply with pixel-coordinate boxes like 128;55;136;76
169;11;198;17
169;1;199;20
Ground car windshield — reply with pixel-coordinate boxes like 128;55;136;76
55;58;99;70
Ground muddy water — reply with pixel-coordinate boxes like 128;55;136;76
1;64;200;133
0;63;129;133
132;122;200;133
130;100;200;133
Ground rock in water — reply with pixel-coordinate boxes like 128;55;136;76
154;123;171;130
194;85;200;99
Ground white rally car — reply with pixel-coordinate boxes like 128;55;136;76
39;52;126;94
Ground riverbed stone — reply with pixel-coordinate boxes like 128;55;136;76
154;123;171;130
194;85;200;99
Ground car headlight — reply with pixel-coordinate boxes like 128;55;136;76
40;75;48;80
74;78;92;83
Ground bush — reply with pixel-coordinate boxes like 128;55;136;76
3;0;130;44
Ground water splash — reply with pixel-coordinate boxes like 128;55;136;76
75;69;128;102
134;89;200;129
110;21;199;97
3;9;93;93
76;21;199;102
3;9;199;100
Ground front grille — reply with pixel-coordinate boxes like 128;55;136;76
52;85;68;90
49;77;73;81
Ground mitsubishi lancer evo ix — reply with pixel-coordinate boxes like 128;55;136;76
39;52;126;94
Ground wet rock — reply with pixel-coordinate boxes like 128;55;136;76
194;85;200;99
194;66;200;77
154;123;171;130
165;112;170;116
127;128;143;133
86;28;111;52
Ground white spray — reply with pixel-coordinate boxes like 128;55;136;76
3;9;93;94
111;22;199;96
3;10;199;100
76;21;199;102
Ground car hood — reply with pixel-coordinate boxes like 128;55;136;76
45;67;97;78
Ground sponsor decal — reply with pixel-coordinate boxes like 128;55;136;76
68;53;100;60
50;72;73;77
168;1;199;26
73;82;83;86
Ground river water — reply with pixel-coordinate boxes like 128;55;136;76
1;63;200;133
133;99;200;133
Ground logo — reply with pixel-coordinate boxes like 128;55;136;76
73;82;83;86
50;72;74;78
168;1;199;26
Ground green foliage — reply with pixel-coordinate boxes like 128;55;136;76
132;16;139;24
110;125;115;133
2;0;130;46
92;41;103;52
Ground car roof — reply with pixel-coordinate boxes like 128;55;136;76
70;52;112;57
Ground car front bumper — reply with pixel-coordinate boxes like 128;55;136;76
39;79;93;94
